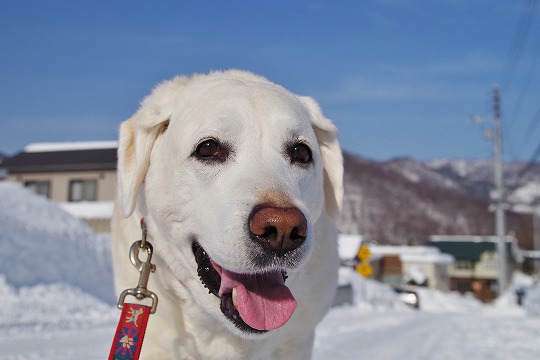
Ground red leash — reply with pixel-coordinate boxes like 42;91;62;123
109;303;152;360
109;220;158;360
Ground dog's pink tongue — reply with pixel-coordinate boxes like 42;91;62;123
218;267;297;331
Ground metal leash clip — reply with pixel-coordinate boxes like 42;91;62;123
117;221;159;314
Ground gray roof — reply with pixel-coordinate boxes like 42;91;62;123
1;148;117;173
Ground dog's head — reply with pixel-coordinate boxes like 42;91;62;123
117;70;342;338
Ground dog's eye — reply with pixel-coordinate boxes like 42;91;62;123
196;139;221;158
194;139;228;162
290;143;312;165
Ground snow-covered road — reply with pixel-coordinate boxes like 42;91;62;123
315;307;540;360
0;325;115;360
1;305;539;360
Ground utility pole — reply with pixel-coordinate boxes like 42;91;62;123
472;85;509;294
534;203;540;273
492;85;509;293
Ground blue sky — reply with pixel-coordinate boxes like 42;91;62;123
1;0;539;162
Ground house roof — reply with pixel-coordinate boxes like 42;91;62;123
23;141;118;153
0;141;118;173
428;241;496;262
428;237;513;262
369;244;455;264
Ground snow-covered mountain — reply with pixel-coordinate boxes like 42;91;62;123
340;153;539;247
426;158;540;213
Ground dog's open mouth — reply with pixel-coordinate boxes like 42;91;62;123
192;242;297;334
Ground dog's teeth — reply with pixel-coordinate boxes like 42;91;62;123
232;288;238;308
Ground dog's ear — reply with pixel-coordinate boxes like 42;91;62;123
299;96;344;220
117;77;188;217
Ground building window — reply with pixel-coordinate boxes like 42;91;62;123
69;180;97;202
455;260;474;270
483;251;498;270
24;181;51;198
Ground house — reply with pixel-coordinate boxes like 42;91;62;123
338;234;454;292
0;141;117;232
368;245;454;291
428;235;514;302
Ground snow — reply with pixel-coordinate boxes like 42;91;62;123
524;283;540;316
401;168;421;183
0;182;114;303
404;266;428;285
24;141;118;153
509;181;540;213
338;234;363;260
431;234;514;243
369;244;455;264
1;182;540;359
59;201;114;219
314;270;540;360
0;275;116;330
427;158;470;177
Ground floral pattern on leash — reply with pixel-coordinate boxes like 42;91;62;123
109;303;151;360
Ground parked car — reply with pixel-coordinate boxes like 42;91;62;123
392;286;420;309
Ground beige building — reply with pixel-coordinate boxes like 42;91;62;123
429;235;514;302
0;141;117;232
369;245;454;292
338;235;454;292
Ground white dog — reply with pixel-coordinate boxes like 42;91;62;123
111;70;343;359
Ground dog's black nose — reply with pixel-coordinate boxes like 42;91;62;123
249;205;307;256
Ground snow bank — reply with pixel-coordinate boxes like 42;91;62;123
523;282;540;316
340;268;407;311
492;272;540;316
0;275;116;330
0;182;114;303
339;267;485;313
59;201;114;219
415;287;482;313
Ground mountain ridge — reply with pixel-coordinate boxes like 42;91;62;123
340;152;539;249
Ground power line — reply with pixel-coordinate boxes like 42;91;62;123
501;0;539;91
518;138;540;178
509;35;540;131
515;105;540;179
501;0;540;162
523;104;540;145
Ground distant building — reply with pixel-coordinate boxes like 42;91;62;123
369;245;454;292
338;234;454;292
0;141;117;232
428;235;514;302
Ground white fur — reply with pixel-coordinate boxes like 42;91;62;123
111;70;343;359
